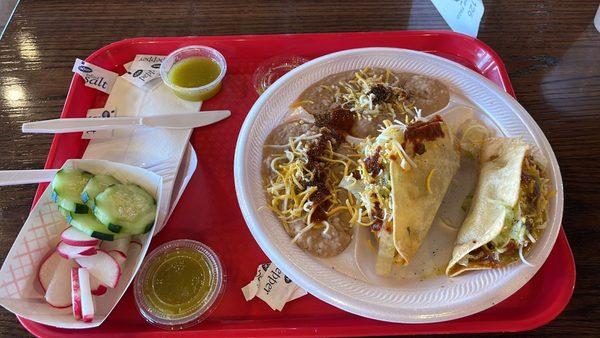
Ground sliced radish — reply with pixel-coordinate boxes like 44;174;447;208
90;276;107;296
127;240;143;262
57;241;97;259
76;250;121;288
45;258;76;308
71;268;82;320
78;268;95;322
129;236;142;246
61;227;100;247
108;250;127;270
131;234;144;242
38;250;61;292
92;284;107;296
129;240;142;253
101;236;130;256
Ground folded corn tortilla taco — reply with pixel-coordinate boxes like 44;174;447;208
340;115;459;275
446;137;550;277
338;120;403;275
389;116;460;272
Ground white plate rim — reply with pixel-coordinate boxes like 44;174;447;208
234;47;564;323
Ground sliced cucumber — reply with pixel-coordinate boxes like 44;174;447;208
53;192;89;214
51;169;92;214
93;183;156;235
81;174;120;208
58;205;70;219
59;207;127;241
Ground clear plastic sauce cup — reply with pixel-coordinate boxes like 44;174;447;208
160;46;227;102
134;239;225;330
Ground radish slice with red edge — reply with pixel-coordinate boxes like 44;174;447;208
71;268;82;320
78;268;95;322
108;250;127;271
129;240;142;253
127;240;143;262
108;250;126;262
57;241;97;259
45;258;75;308
61;227;100;247
90;276;107;296
38;250;61;292
130;239;142;246
75;250;121;288
101;237;130;256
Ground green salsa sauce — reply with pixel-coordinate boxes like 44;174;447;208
167;56;222;101
142;247;214;318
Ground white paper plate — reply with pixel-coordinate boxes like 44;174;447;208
234;48;564;323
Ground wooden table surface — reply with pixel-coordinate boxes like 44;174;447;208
0;0;598;336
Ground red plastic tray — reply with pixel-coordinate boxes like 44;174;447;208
19;31;575;337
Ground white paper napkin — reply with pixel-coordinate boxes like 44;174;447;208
82;107;117;139
431;0;485;38
82;65;201;233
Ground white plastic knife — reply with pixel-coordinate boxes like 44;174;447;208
21;110;231;134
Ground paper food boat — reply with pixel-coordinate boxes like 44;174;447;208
0;159;163;329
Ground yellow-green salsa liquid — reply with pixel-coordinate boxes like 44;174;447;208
142;247;213;318
167;57;222;101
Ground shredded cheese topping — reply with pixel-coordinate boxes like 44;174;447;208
320;68;417;121
265;128;354;238
339;120;412;230
426;169;436;194
265;68;437;252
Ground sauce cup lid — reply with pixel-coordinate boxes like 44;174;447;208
133;239;225;330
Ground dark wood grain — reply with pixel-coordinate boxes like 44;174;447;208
0;0;599;337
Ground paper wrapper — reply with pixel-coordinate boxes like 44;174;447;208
242;263;307;311
0;159;163;329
